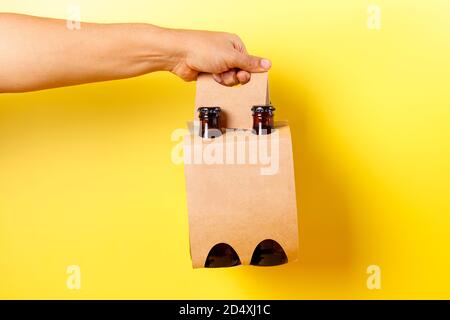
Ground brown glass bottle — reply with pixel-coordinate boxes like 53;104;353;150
252;105;275;135
198;106;222;139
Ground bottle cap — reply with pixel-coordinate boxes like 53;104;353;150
197;106;221;117
251;105;275;115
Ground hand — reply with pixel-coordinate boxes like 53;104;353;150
0;14;271;92
170;30;271;86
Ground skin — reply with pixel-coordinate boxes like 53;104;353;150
0;13;271;93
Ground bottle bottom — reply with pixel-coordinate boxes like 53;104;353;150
205;243;241;268
250;239;288;266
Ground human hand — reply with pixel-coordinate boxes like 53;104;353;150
169;30;271;86
0;14;271;92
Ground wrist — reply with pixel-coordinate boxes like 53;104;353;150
133;23;182;73
153;26;188;72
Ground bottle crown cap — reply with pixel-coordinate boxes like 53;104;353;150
197;106;221;117
251;105;275;115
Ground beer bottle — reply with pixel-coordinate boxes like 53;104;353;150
198;106;222;139
251;105;275;135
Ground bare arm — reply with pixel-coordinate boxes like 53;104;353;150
0;13;271;93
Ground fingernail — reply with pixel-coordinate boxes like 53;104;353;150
260;59;272;70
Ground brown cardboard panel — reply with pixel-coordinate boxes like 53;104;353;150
185;72;298;268
195;72;269;129
184;125;299;268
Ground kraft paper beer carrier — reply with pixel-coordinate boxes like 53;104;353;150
183;72;299;268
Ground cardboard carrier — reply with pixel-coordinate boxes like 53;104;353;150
183;72;299;268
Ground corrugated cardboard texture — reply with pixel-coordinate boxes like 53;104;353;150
195;72;270;129
185;73;298;268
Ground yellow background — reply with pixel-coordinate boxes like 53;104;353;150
1;0;449;299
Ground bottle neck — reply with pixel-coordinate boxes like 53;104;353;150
252;113;274;135
200;116;220;129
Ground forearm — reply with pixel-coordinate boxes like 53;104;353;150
0;13;179;92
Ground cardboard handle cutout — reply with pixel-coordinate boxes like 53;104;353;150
195;72;270;129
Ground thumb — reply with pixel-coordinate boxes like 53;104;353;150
232;52;272;72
